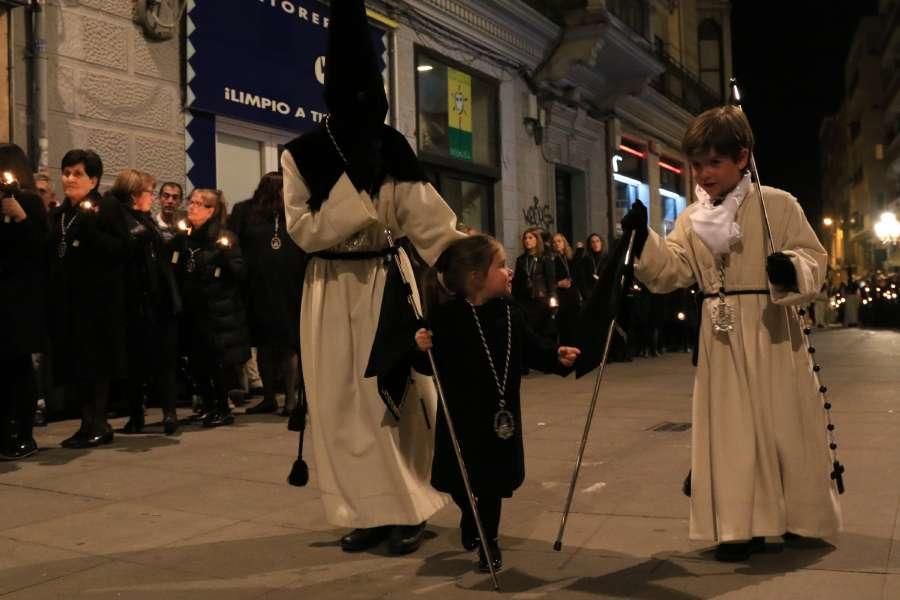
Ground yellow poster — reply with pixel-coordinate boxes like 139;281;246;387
447;68;472;160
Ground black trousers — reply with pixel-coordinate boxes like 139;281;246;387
188;356;239;413
0;354;38;447
451;492;503;541
126;319;178;419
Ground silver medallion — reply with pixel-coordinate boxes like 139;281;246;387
57;240;67;258
186;257;196;273
711;297;735;333
270;235;282;250
494;409;515;440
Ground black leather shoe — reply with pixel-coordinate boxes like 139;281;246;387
122;415;144;434
340;526;392;552
61;428;89;448
68;428;113;449
714;537;765;562
0;438;38;460
245;399;278;414
388;522;427;555
202;410;235;428
163;414;179;435
478;539;502;572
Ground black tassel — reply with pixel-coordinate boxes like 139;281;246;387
289;456;310;487
287;386;310;487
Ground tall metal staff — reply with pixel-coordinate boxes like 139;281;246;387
554;230;637;551
730;79;845;494
383;229;502;591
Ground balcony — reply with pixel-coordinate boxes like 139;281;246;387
606;0;649;40
649;50;721;115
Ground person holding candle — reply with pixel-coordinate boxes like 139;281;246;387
512;227;556;341
0;144;47;460
172;189;249;428
49;149;130;449
109;169;182;436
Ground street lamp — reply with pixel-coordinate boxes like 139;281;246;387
874;211;900;245
823;217;834;227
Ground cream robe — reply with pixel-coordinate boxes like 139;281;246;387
282;151;462;528
635;185;842;542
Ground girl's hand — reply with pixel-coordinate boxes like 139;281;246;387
415;328;433;351
1;197;26;222
557;346;581;367
558;278;572;289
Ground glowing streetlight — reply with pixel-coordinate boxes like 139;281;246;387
823;217;834;227
874;211;900;245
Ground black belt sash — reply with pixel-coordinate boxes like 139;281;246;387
701;288;770;300
693;288;770;366
309;247;397;261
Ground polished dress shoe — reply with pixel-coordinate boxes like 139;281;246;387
478;539;502;573
245;399;278;414
388;522;427;555
202;410;235;428
714;537;765;562
67;427;114;449
122;415;145;434
0;438;38;460
163;414;179;435
61;428;89;448
340;526;392;552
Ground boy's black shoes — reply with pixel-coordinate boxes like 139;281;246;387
714;536;765;562
340;526;392;552
388;522;427;555
478;539;502;572
0;438;38;460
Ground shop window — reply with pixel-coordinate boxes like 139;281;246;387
424;167;494;234
659;157;685;236
415;50;499;169
698;19;723;100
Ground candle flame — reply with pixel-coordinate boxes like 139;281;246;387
81;200;94;211
217;236;231;247
177;219;189;231
2;171;15;184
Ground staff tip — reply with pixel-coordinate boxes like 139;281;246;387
553;541;563;552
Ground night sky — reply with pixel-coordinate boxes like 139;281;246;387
730;0;879;222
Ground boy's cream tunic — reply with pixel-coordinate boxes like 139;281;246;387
636;185;842;542
283;152;462;528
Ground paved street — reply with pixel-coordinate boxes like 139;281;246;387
2;327;899;599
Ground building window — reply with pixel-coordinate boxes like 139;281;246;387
607;0;649;39
424;167;493;234
415;50;499;170
659;158;686;236
698;19;724;100
612;140;650;229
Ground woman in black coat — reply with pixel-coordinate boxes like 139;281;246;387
0;144;48;460
228;172;305;416
575;233;607;303
50;150;129;449
173;189;250;427
109;170;182;436
511;227;556;341
549;232;581;346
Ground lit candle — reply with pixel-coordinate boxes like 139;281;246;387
1;171;18;223
80;199;94;212
217;236;231;248
549;296;559;308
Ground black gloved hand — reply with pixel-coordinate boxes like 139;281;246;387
766;252;798;289
620;200;649;258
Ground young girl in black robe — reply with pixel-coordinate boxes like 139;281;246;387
414;235;580;572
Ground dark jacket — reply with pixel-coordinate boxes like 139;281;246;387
228;199;305;350
416;297;564;497
47;195;129;383
0;191;48;358
512;253;556;303
119;200;182;376
173;218;250;367
575;251;608;302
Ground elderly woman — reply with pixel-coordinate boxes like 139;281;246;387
50;150;129;449
107;170;182;435
173;189;250;427
0;144;47;460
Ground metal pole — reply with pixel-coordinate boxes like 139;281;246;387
554;230;637;551
383;230;501;591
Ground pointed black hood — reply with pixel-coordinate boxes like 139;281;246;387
324;0;388;131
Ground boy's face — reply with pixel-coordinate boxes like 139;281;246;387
690;149;749;201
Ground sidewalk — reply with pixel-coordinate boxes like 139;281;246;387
1;328;899;599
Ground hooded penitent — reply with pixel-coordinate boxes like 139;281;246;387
284;0;426;209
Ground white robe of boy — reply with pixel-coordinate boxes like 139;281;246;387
282;151;462;528
635;176;842;542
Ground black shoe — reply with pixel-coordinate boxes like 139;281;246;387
67;427;113;449
122;415;145;434
60;428;89;448
245;399;278;414
714;537;765;562
202;410;235;428
478;539;502;573
388;522;427;555
340;526;392;552
163;414;179;435
0;438;38;460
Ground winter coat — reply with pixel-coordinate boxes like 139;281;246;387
0;191;48;358
512;253;556;303
418;297;565;497
47;195;129;383
172;218;250;367
120;202;182;376
228;199;305;351
575;251;608;302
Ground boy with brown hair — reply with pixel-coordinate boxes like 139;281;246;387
621;106;842;561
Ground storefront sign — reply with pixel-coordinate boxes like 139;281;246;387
447;67;473;161
186;0;388;133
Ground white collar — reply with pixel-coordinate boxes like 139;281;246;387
688;173;752;256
